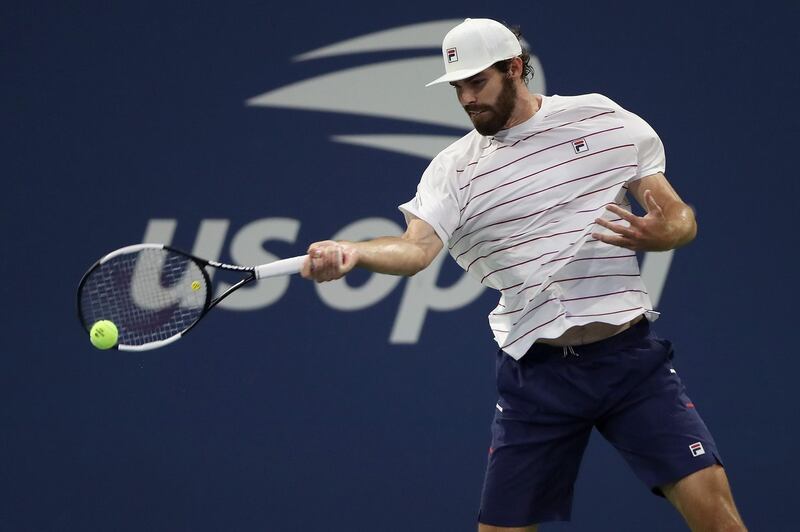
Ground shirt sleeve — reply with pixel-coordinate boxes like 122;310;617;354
614;105;666;181
398;156;461;246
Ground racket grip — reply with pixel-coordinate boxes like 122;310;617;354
254;255;308;280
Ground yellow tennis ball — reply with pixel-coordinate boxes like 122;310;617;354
90;320;118;350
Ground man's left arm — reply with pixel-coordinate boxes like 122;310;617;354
592;172;697;251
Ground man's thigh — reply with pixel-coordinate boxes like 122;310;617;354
479;351;594;527
596;337;722;493
479;416;591;526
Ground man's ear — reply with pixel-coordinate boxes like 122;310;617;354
507;57;523;80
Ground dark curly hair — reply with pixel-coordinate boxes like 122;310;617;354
492;23;534;85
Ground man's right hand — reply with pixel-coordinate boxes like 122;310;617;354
300;217;443;280
300;240;359;282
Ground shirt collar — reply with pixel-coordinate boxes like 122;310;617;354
489;94;548;144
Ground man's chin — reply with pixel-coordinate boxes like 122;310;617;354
474;121;503;136
468;111;505;136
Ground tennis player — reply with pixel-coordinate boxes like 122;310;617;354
301;18;746;532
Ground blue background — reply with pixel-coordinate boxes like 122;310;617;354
2;1;798;530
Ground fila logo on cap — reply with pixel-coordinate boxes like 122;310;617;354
573;138;589;153
446;47;458;63
689;442;706;457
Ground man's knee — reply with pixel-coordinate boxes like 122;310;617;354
661;464;746;531
478;524;538;532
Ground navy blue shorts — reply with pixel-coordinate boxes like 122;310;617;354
478;319;722;527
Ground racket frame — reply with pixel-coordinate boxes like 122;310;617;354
77;243;303;352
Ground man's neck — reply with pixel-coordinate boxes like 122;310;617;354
504;92;541;130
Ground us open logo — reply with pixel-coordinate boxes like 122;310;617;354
446;47;458;63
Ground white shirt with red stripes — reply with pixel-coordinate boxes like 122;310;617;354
399;93;665;360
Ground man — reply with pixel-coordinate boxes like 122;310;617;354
301;18;746;532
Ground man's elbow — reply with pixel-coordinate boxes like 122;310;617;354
687;219;698;244
676;206;698;248
405;247;437;276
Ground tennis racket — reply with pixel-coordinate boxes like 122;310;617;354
77;243;308;351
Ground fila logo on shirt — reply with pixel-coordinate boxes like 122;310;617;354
446;47;458;63
573;138;589;153
689;442;706;457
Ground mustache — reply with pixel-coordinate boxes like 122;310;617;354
464;105;492;114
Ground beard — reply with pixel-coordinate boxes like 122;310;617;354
465;75;518;136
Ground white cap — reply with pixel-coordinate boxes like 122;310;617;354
426;18;522;87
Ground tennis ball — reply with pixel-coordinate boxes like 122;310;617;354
90;320;118;350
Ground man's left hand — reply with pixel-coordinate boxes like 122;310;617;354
592;190;677;251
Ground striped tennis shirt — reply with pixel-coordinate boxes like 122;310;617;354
399;93;664;360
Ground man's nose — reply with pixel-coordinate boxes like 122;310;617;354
459;88;476;106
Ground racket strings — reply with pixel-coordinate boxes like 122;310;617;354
80;249;208;346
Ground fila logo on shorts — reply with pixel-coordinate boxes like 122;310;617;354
446;47;458;63
689;441;706;457
572;138;589;153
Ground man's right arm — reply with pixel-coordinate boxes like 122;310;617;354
300;216;444;282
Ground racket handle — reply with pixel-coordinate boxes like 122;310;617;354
254;255;308;280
